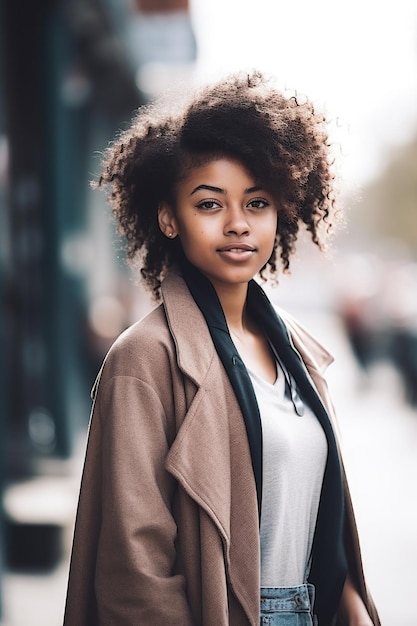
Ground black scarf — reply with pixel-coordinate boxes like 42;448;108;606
181;261;347;625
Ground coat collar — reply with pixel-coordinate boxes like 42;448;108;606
161;267;334;381
161;270;216;386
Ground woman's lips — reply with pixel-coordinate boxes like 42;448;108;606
217;244;255;261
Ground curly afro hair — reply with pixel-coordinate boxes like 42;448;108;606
96;70;340;299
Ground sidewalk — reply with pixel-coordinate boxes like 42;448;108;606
334;363;417;626
1;454;84;626
1;561;69;626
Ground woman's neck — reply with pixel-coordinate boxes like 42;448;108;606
213;282;250;335
214;280;277;384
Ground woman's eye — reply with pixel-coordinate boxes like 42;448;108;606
196;200;220;210
248;198;269;209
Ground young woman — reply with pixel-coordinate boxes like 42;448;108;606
64;71;380;626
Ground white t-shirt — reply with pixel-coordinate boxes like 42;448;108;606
247;361;328;587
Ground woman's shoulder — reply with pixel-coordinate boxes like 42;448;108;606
97;304;174;383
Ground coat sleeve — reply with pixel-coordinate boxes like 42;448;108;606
63;373;195;626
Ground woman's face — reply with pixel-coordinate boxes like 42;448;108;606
158;157;278;293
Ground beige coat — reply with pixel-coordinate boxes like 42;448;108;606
64;272;379;626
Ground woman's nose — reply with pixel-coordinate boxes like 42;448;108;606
224;207;250;236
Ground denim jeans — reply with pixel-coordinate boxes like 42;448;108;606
260;584;318;625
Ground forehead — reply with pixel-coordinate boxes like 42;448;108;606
177;156;257;190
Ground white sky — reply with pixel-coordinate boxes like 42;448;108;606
190;0;417;190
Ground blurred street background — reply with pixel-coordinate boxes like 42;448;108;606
1;0;417;624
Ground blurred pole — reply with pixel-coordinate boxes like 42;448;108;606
42;7;90;460
0;9;5;607
0;0;11;609
2;0;50;469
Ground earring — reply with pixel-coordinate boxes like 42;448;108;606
168;232;173;238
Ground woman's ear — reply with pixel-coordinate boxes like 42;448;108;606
158;202;178;239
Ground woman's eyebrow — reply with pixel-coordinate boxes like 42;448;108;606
190;184;224;195
190;184;264;195
245;186;263;194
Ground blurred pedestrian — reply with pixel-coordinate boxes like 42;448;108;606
64;71;380;626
